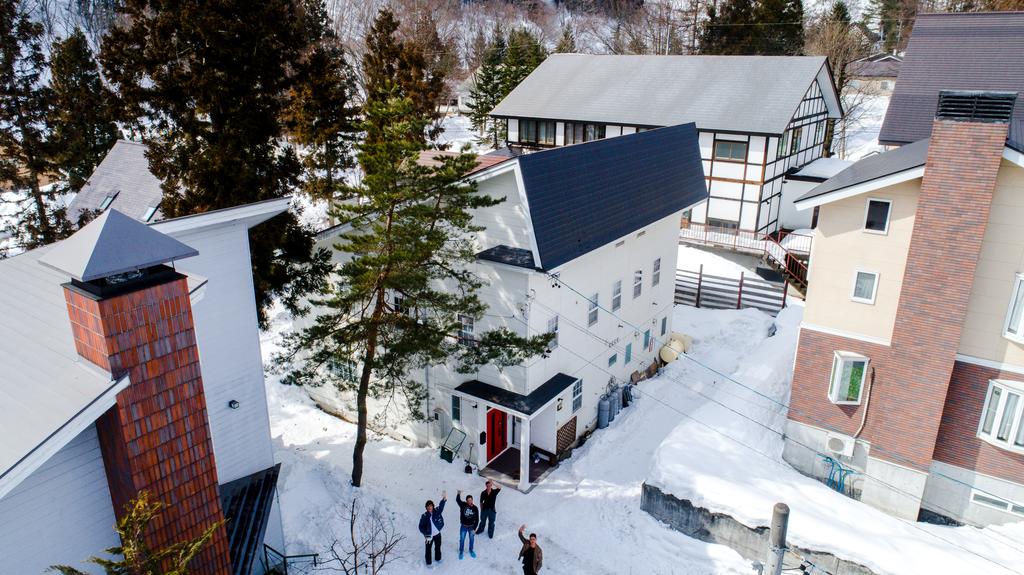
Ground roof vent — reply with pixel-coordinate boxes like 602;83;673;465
936;90;1016;124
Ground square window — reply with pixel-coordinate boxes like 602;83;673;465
652;258;661;287
851;271;878;304
1003;274;1024;343
828;351;868;404
633;271;643;299
864;199;891;233
572;379;583;412
714;140;747;161
547;315;559;349
452;395;462;422
588;294;599;326
612;280;622;311
978;380;1024;453
625;342;632;364
608;353;617;367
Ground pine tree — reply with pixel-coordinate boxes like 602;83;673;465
700;0;757;55
49;29;118;200
100;0;325;327
277;90;552;487
362;9;446;144
467;29;508;149
501;28;546;96
754;0;804;55
50;491;222;575
0;0;73;251
284;0;358;203
555;25;577;53
701;0;803;55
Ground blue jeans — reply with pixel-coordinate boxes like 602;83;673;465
476;508;497;538
459;526;475;554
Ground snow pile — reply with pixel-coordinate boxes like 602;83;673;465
647;305;1024;574
677;244;760;279
843;93;890;161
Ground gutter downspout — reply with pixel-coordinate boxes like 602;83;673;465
853;367;875;438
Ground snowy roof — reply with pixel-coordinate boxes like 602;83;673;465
39;209;198;282
489;54;840;134
848;53;902;78
795;139;930;208
0;243;127;498
879;12;1024;146
67;140;165;224
788;157;854;182
517;123;706;270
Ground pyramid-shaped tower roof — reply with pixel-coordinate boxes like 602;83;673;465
39;209;198;281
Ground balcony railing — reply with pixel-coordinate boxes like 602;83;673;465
679;223;811;289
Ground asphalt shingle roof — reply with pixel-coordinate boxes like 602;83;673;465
796;138;930;204
517;123;706;270
67;140;164;224
456;373;577;416
879;12;1024;146
489;53;834;134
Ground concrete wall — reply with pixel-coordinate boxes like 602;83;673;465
0;425;120;575
958;160;1024;366
802;179;920;344
640;483;875;575
922;460;1024;527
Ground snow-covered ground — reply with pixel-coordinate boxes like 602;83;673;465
842;93;891;161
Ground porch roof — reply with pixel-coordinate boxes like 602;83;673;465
456;373;577;417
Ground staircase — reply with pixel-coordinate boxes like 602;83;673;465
678;223;811;292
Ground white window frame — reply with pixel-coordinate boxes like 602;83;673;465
970;489;1024;518
452;395;462;422
652;258;661;287
572;379;583;412
625;342;632;365
977;379;1024;454
633;270;643;299
850;270;879;305
828;351;869;405
547;315;559;349
612;280;622;311
863;198;892;235
608;354;617;367
458;315;476;347
1002;273;1024;345
587;294;599;326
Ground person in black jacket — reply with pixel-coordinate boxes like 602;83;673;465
455;489;480;560
418;491;447;566
475;479;501;538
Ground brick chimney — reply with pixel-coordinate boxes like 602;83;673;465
41;210;231;573
858;91;1014;516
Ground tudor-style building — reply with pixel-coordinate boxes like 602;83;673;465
0;199;290;573
488;54;842;234
309;124;707;491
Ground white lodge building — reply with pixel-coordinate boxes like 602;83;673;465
489;54;843;234
313;124;707;490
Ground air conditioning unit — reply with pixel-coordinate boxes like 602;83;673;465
826;432;856;458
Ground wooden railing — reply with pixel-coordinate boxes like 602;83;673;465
675;266;787;315
679;223;811;288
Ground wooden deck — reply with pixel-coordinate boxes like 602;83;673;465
479;448;555;487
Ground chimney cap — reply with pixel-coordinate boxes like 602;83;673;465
39;209;198;282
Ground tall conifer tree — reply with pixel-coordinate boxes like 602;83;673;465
467;28;508;149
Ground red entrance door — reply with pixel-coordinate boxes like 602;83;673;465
486;409;507;461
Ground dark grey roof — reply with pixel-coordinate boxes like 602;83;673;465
1009;119;1024;153
797;138;930;204
456;373;577;416
490;54;837;134
39;209;198;281
220;463;281;575
847;57;901;79
67;140;165;224
477;245;536;269
879;12;1024;146
518;123;705;270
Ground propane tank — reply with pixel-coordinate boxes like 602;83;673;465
597;394;611;429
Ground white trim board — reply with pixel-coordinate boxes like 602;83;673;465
151;197;291;234
1003;146;1024;169
800;323;892;347
954;354;1024;377
795;166;925;210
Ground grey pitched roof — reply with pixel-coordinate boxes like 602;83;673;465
518;123;706;270
1009;119;1024;153
879;12;1024;146
0;244;120;489
39;209;198;281
489;54;836;134
796;138;930;204
67;140;165;224
456;373;577;416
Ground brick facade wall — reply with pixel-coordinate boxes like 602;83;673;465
64;276;231;574
790;119;1010;473
933;361;1024;483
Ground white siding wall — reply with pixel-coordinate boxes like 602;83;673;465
0;425;119;575
470;170;532;250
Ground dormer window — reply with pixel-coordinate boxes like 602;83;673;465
143;205;159;222
98;192;119;211
864;198;891;234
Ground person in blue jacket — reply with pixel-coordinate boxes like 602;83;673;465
419;491;447;566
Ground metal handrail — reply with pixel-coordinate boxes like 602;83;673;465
679;223;811;287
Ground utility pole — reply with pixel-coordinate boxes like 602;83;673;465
766;502;790;575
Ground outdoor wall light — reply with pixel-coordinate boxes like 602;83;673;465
228;399;240;409
557;398;564;411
